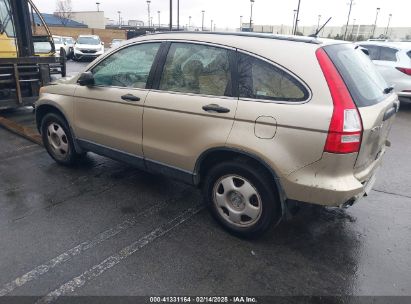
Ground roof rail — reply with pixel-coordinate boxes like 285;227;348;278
146;31;322;45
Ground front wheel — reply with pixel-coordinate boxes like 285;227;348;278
202;160;282;238
41;113;83;166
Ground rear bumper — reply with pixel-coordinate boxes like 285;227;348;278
281;151;384;207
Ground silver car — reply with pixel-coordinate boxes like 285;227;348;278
359;42;411;103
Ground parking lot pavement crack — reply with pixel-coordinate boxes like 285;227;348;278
0;193;191;297
35;205;204;304
372;188;411;199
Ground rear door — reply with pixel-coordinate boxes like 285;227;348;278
142;42;237;175
324;44;399;170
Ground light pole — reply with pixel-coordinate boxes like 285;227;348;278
151;16;153;28
96;2;100;12
249;0;255;31
211;20;213;32
189;16;192;29
343;0;354;40
201;10;205;31
294;0;301;35
350;18;356;40
292;9;297;34
240;15;243;31
177;0;180;30
158;11;161;28
169;0;172;31
117;11;121;27
385;13;392;37
316;14;321;32
371;7;380;38
146;1;151;28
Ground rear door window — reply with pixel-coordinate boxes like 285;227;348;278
237;53;308;102
379;47;398;61
159;43;233;97
324;44;387;107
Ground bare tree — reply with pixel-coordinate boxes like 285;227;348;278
55;0;73;27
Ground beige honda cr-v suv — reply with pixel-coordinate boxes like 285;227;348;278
35;32;398;237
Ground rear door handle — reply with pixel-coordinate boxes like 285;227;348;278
121;94;140;102
202;104;230;114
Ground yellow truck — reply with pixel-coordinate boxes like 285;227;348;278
0;0;65;109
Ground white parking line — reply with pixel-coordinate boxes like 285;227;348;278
36;205;203;304
0;200;173;296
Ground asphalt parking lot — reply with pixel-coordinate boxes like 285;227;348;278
0;61;410;302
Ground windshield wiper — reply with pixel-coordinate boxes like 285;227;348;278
383;86;395;94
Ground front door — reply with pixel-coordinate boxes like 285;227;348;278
143;42;237;177
73;42;162;159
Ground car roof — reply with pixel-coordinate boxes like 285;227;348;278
358;41;411;51
135;31;331;45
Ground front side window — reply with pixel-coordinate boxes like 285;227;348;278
238;53;308;102
0;0;15;37
160;43;232;96
379;47;398;62
91;42;160;88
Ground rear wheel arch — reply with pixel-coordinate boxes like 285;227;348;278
194;147;285;201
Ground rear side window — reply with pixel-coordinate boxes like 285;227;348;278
238;53;308;102
379;47;398;61
360;45;380;60
324;44;387;107
407;51;411;59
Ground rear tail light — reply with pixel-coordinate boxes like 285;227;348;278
396;67;411;76
316;48;363;154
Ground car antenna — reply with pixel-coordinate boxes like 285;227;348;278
309;17;332;38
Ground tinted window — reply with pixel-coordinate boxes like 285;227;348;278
360;45;380;60
160;43;232;96
325;44;387;107
0;0;15;37
92;43;160;88
407;50;411;59
379;47;398;61
238;53;308;102
53;37;62;44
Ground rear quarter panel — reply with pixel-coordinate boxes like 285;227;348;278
226;41;334;177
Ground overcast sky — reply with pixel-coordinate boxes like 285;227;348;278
33;0;410;29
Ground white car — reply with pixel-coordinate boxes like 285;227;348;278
73;35;104;61
62;36;75;59
358;41;411;103
52;35;70;58
109;38;126;49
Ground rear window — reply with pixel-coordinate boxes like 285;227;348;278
324;44;387;107
379;47;398;61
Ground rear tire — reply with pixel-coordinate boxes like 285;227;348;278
41;113;83;166
202;160;282;238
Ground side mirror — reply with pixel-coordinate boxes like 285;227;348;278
101;42;105;46
77;72;95;86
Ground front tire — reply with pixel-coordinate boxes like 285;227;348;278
41;113;82;166
203;160;282;238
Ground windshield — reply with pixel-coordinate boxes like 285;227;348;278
53;37;62;44
324;44;387;107
63;38;74;44
78;37;101;45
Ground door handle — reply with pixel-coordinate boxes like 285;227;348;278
121;94;141;102
202;104;230;114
